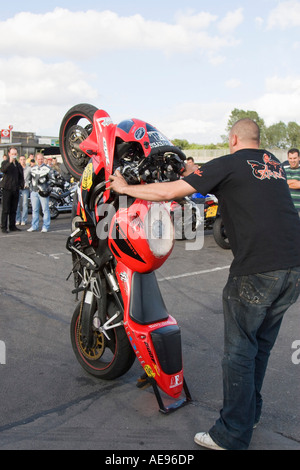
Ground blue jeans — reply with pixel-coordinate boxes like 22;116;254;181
16;188;30;224
209;267;300;450
30;191;50;231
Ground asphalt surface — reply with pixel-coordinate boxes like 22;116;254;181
0;210;299;452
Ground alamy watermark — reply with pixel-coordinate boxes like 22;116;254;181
291;340;300;365
94;197;204;251
0;340;6;365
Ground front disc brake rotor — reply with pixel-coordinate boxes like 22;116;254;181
77;325;105;361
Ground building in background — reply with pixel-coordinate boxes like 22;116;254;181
0;130;60;159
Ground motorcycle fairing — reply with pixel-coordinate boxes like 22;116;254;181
79;111;178;204
108;199;174;273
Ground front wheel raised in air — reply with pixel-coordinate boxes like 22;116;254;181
70;300;135;380
59;103;98;181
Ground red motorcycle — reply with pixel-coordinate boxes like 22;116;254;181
60;104;191;413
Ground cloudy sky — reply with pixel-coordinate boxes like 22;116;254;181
1;0;300;143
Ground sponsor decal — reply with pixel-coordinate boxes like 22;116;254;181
81;162;93;190
96;116;113;132
134;127;145;140
170;373;183;388
144;364;155;378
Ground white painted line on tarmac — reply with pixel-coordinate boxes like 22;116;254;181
158;265;230;281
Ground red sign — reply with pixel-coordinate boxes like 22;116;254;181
1;129;10;138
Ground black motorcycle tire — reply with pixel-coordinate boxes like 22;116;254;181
213;216;231;250
49;196;59;219
59;103;98;181
70;299;136;380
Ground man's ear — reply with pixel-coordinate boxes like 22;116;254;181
231;134;238;147
229;133;237;152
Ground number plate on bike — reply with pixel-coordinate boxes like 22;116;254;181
206;206;218;218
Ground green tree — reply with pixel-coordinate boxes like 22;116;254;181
286;121;300;148
226;108;267;147
172;139;190;149
265;121;287;148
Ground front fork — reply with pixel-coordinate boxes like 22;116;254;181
79;266;123;347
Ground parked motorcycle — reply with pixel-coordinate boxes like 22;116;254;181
170;197;202;240
213;213;230;250
60;103;192;413
191;193;231;250
49;181;77;219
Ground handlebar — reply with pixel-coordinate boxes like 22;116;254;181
149;145;186;161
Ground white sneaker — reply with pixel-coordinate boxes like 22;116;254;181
21;222;26;226
27;227;37;232
194;432;225;450
41;228;48;233
15;221;20;225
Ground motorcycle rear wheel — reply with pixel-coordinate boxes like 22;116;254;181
70;299;135;380
213;216;231;250
59;103;98;180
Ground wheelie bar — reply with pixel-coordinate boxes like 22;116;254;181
137;373;192;414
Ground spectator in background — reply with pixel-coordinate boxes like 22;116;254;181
26;153;35;165
16;155;31;226
52;156;61;173
27;153;53;233
185;156;199;174
46;157;53;168
0;147;24;233
284;148;300;215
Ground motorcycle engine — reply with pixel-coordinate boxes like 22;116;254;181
118;152;184;186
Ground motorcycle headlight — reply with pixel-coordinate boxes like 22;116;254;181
144;203;174;257
39;176;46;183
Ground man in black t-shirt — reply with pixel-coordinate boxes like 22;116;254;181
109;119;300;450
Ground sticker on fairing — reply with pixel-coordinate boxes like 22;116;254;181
148;130;173;148
134;127;146;140
81;162;93;190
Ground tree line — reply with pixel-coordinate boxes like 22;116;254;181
173;108;300;150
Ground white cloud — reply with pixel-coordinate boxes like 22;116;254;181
255;17;264;29
0;57;98;105
156;101;232;143
267;0;300;29
217;8;244;35
0;56;98;134
175;10;218;30
265;76;300;94
225;79;242;89
253;92;300;125
0;8;239;59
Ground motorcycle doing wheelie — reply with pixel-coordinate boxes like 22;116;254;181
60;104;192;413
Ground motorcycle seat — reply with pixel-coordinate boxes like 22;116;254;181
129;272;169;325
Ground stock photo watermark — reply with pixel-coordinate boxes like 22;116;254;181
0;341;6;365
94;197;204;251
291;340;300;365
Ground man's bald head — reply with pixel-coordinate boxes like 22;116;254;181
229;118;260;153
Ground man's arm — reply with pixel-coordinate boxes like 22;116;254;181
287;179;300;189
1;160;11;173
109;170;195;202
